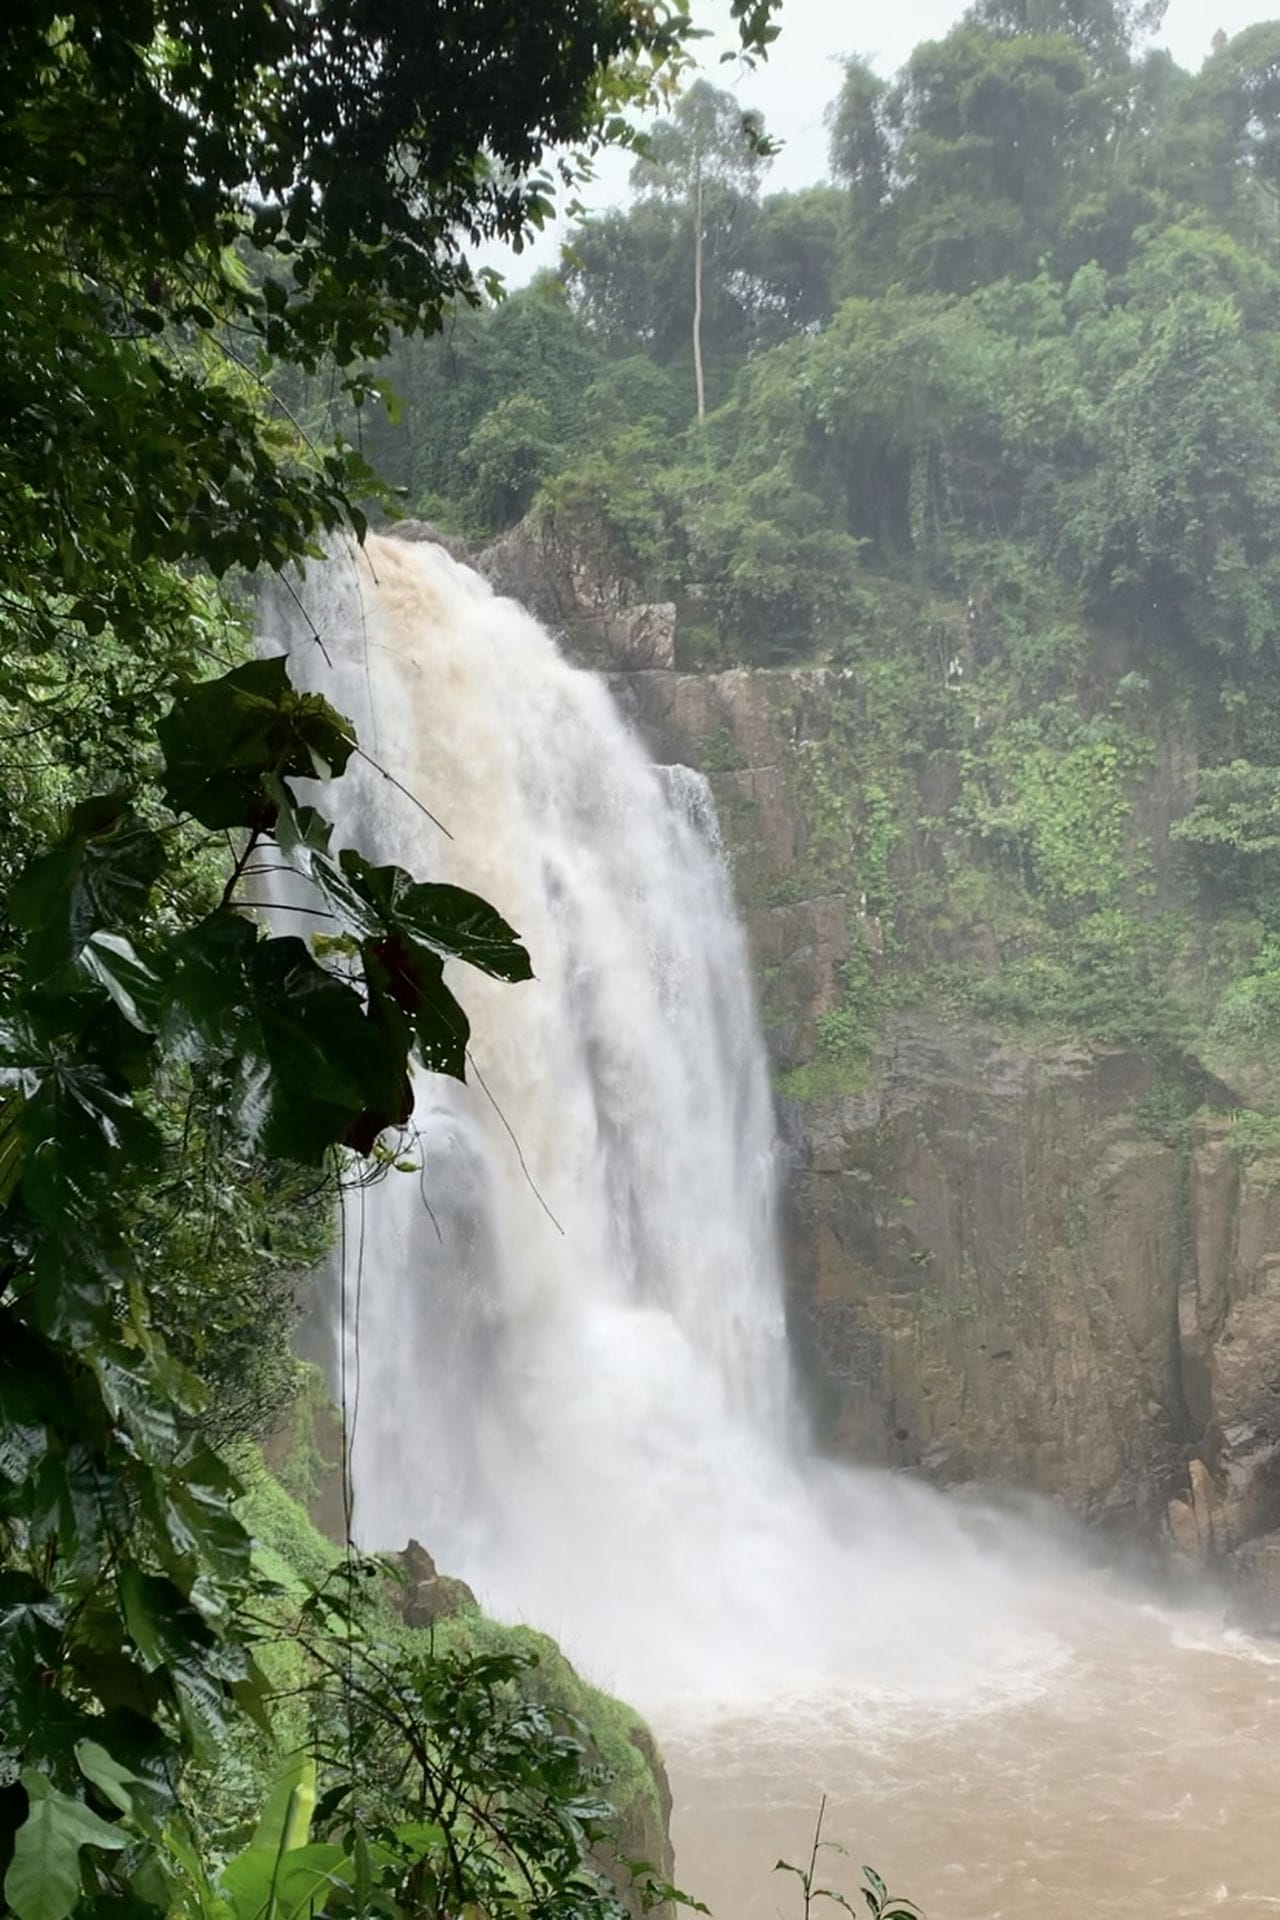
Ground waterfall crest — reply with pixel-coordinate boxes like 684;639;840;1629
266;534;1068;1713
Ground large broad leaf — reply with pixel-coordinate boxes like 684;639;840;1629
158;657;355;830
0;1574;64;1690
10;795;164;977
323;849;533;981
117;1568;233;1761
18;1059;161;1233
77;1711;179;1826
117;1568;211;1677
241;936;410;1161
4;1770;126;1920
264;778;334;883
92;1349;179;1466
147;1443;253;1605
74;1739;142;1817
249;1752;316;1858
221;1842;351;1920
318;850;528;1090
160;911;259;1062
363;937;469;1083
164;920;410;1158
28;1443;109;1578
77;933;165;1033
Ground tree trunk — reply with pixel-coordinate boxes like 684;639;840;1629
692;165;706;424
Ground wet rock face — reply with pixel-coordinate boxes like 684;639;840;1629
614;657;1280;1555
476;519;675;670
1166;1133;1280;1609
779;1014;1187;1527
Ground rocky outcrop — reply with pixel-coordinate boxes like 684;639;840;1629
1168;1126;1280;1613
394;1537;479;1625
477;517;675;670
780;1015;1187;1527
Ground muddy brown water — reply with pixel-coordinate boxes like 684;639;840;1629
663;1583;1280;1919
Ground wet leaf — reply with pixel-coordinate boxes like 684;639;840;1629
158;657;354;829
323;849;533;981
5;1770;126;1920
11;797;164;975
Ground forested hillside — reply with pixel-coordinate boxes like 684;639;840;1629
362;2;1280;1110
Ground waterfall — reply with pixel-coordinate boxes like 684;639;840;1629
266;534;1070;1715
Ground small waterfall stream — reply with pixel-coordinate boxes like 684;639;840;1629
266;534;1280;1916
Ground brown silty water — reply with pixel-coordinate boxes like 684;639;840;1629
665;1584;1280;1919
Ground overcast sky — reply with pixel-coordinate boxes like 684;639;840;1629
492;0;1280;285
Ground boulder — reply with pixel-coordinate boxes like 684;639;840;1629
395;1537;478;1626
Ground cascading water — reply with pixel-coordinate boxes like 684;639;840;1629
268;534;1280;1918
266;532;1055;1707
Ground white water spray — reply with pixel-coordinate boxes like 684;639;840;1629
267;536;1084;1713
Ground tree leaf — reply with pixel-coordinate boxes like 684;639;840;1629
158;658;355;830
11;796;164;976
242;936;410;1160
74;1739;142;1817
5;1769;126;1920
19;1059;161;1232
363;936;469;1086
272;1844;354;1920
249;1752;316;1857
78;933;164;1032
326;851;533;981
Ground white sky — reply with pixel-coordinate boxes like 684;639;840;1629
492;0;1280;285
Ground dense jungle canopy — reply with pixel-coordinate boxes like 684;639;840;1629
360;2;1280;1092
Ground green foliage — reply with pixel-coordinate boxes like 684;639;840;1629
464;394;559;528
774;1803;923;1920
1172;761;1280;902
1226;1107;1280;1172
966;909;1183;1045
207;1464;678;1920
6;1771;129;1920
1209;937;1280;1058
960;707;1151;913
0;657;537;1911
1133;1077;1195;1148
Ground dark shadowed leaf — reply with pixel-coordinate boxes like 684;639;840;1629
324;849;533;980
18;1062;160;1229
241;936;410;1160
158;657;355;829
78;933;165;1032
11;797;164;976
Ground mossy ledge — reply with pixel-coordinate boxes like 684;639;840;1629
221;1383;674;1911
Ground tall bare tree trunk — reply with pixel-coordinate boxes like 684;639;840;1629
692;165;706;424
